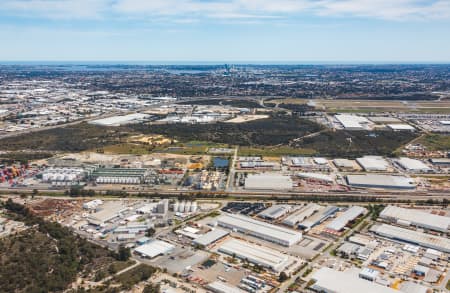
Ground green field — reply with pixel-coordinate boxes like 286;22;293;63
417;134;450;151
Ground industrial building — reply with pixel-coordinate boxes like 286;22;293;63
134;240;175;258
83;199;103;210
286;156;330;171
282;203;322;227
370;224;450;253
335;114;371;130
92;168;148;184
41;167;86;183
333;158;356;170
395;157;431;173
244;173;293;191
207;281;246;293
297;172;334;183
298;206;339;230
379;206;450;233
310;267;401;293
87;201;128;226
429;158;450;167
89;113;151;126
326;206;367;232
356;156;390;171
218;238;290;272
192;228;229;247
346;174;416;190
258;204;293;220
387;124;415;131
217;213;302;246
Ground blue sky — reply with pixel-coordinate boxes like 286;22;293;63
0;0;449;62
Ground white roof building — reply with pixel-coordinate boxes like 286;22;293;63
356;156;390;171
258;205;292;220
218;238;290;272
326;206;367;232
217;213;302;246
244;173;293;190
346;174;416;190
283;203;322;227
370;224;450;253
387;124;415;131
134;240;175;258
395;157;431;172
335;114;371;130
310;267;400;293
207;281;246;293
380;206;450;233
192;228;229;247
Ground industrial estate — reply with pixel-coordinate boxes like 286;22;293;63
0;64;449;293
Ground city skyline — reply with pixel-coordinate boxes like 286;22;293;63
0;0;450;62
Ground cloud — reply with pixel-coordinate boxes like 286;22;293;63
0;0;449;21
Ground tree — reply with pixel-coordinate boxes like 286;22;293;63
143;283;161;293
117;245;131;261
278;271;289;282
145;227;156;237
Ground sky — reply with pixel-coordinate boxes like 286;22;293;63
0;0;450;62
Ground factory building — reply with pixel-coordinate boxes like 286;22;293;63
89;113;151;126
258;204;293;220
395;157;431;173
87;201;128;226
379;206;450;233
310;267;400;293
244;173;293;191
83;199;103;210
370;224;450;253
326;206;367;232
283;203;322;227
333;158;357;171
217;213;302;246
92;168;148;184
297;172;334;183
286;156;330;171
207;281;246;293
387;124;415;131
356;156;390;171
192;228;229;247
218;238;290;272
335;114;371;130
134;240;174;259
156;199;169;214
42;167;86;184
298;206;339;230
429;158;450;167
346;174;416;190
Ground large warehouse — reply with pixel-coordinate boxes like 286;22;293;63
379;206;450;233
335;114;371;130
192;228;229;247
218;238;290;272
299;206;339;230
244;173;293;190
258;204;293;220
326;206;367;232
134;240;175;258
370;224;450;253
217;213;302;246
395;157;431;173
356;156;390;171
346;174;416;190
283;203;322;227
310;267;402;293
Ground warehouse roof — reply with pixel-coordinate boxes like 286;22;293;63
217;213;302;245
356;156;390;171
283;203;322;227
311;267;399;293
219;238;289;272
380;206;450;232
192;228;229;247
90;113;150;126
370;224;450;253
346;174;416;189
387;124;415;131
335;114;370;129
297;172;334;182
207;281;246;293
326;206;367;231
244;173;293;190
134;240;174;258
395;157;431;171
258;204;291;219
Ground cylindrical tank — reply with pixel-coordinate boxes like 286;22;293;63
185;201;191;213
178;201;185;213
172;201;179;212
190;202;198;213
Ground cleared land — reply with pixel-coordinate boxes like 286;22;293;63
416;134;450;151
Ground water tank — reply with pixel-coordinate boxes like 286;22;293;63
178;201;185;213
172;201;179;212
184;201;191;213
190;202;198;213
